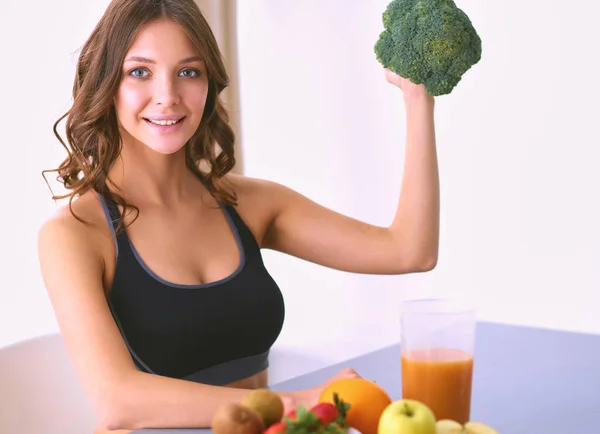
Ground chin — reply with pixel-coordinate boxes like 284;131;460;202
146;141;188;155
137;131;193;155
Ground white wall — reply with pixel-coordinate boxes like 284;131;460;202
1;0;113;347
1;0;598;383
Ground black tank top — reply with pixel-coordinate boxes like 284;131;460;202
98;192;285;386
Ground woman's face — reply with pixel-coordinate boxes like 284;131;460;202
114;18;209;155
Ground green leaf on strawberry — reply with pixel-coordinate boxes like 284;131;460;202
280;394;352;434
332;393;351;428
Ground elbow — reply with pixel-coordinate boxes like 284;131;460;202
401;251;438;274
413;244;439;272
98;404;143;432
388;230;439;274
95;383;142;431
98;412;126;432
99;417;124;432
97;400;130;431
416;255;437;272
389;255;437;275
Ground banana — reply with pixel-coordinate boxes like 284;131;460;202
436;420;499;434
436;419;464;434
464;421;499;434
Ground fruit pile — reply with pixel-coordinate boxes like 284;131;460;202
212;378;500;434
378;399;499;434
211;389;351;434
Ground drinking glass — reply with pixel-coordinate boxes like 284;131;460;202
399;298;476;424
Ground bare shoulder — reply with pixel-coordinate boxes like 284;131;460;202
38;190;113;276
39;190;110;242
223;171;322;217
222;173;293;245
224;172;302;205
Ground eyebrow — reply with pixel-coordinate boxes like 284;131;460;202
124;55;204;64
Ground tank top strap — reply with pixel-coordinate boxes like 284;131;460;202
219;203;262;259
97;190;130;259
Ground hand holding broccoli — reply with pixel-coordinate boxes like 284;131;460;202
375;0;482;96
384;67;433;103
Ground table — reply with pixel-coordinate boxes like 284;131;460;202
133;322;600;433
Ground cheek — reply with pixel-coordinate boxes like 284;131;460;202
184;86;209;116
115;85;148;119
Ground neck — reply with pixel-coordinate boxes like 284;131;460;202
107;140;199;207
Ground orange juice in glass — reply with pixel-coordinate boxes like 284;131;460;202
399;299;476;424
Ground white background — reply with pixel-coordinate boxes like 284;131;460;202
1;0;598;382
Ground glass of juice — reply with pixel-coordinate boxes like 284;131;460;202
399;298;476;424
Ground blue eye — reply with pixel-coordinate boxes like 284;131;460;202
129;68;149;78
180;69;200;78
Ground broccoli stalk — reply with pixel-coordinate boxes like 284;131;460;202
374;0;482;96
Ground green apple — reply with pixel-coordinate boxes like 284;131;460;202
378;399;436;434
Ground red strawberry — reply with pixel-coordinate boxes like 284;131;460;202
285;408;297;420
309;402;339;425
264;421;287;434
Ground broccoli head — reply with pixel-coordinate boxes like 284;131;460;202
374;0;482;96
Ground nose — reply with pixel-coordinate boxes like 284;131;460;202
153;75;180;107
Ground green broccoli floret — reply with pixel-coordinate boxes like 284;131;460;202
374;0;482;96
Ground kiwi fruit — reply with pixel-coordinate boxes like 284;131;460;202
211;402;264;434
241;389;285;428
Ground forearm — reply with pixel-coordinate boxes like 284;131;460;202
101;371;297;430
391;94;440;269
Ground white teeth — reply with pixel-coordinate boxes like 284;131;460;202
147;118;182;126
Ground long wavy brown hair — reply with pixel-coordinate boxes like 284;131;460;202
43;0;237;232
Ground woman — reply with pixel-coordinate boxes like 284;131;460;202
38;0;440;431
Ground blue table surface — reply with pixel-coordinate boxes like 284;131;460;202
134;322;600;433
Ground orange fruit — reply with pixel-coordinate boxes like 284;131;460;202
318;378;392;434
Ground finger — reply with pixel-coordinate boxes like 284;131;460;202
384;71;405;90
384;68;399;80
339;367;361;378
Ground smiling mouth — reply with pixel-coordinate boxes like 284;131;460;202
144;117;185;126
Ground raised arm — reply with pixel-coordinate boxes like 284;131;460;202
254;70;439;275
